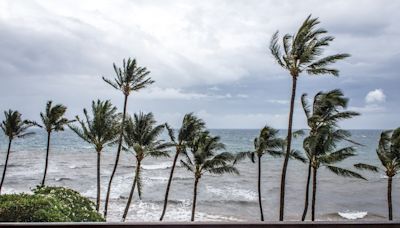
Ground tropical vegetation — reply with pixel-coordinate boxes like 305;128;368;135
37;101;73;186
102;58;154;218
354;128;400;221
0;110;36;194
0;186;104;222
269;14;350;220
159;113;205;221
69;100;121;212
301;89;365;221
180;130;239;221
121;112;171;221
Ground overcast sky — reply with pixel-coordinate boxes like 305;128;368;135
0;0;399;129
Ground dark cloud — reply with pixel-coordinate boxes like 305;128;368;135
0;0;399;129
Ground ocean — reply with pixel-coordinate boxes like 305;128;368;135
0;128;396;221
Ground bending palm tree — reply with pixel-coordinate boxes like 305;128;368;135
354;128;400;220
38;101;73;186
270;15;350;220
102;58;154;218
69;100;121;212
0;110;36;194
235;127;305;221
300;89;360;221
181;131;239;221
159;113;205;221
122;112;170;221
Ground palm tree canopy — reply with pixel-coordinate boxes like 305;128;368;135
270;15;350;77
181;131;239;178
375;129;400;177
123;112;171;160
164;113;206;152
0;110;36;139
69;100;121;152
235;126;306;164
301;89;364;180
102;58;154;96
302;89;359;130
123;112;171;198
39;101;73;132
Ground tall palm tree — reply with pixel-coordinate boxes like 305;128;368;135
269;15;350;220
121;112;171;222
181;131;239;221
0;110;36;194
159;113;205;221
354;128;400;220
305;126;365;221
300;89;360;221
235;127;305;221
102;58;154;218
38;101;73;186
69;100;121;212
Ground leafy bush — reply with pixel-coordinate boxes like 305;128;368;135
0;186;104;222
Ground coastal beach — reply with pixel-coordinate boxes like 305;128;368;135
0;129;395;221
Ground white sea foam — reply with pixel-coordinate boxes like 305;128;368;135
206;185;257;201
142;162;172;170
149;176;168;182
120;201;243;222
338;211;368;220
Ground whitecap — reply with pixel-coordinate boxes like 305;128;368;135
206;185;257;201
142;162;171;170
338;211;367;220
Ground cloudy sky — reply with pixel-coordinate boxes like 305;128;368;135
0;0;399;129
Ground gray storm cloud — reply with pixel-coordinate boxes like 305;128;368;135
0;0;399;129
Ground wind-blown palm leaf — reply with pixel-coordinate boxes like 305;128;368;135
354;163;379;172
326;165;366;180
234;151;255;164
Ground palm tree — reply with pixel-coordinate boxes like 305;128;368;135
300;89;360;221
181;131;239;221
69;100;121;212
305;126;365;221
38;101;73;186
234;126;283;221
121;112;171;222
354;128;400;220
159;113;205;221
102;58;154;218
269;15;350;220
235;127;305;221
0;110;36;194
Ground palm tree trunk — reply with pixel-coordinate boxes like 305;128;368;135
0;139;12;194
41;131;51;186
279;75;297;221
257;155;264;221
387;176;393;220
160;148;180;221
301;163;312;221
104;94;128;218
191;177;199;222
122;161;140;222
311;167;317;221
96;151;101;212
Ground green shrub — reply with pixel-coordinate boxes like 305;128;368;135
0;186;104;222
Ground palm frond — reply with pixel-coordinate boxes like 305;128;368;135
326;165;366;180
180;159;194;173
234;151;255;164
208;166;239;175
354;163;380;172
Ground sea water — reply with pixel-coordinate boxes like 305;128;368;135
0;129;396;221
